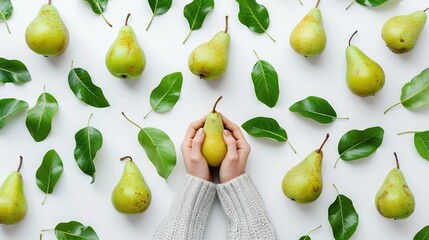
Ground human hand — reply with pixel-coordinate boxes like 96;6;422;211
219;114;251;183
180;117;211;181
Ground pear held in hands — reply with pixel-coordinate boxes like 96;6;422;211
381;9;428;54
188;16;230;80
202;96;227;167
375;153;415;219
346;31;385;97
112;156;151;214
106;13;146;80
282;134;329;203
25;0;69;57
0;156;27;225
290;0;326;57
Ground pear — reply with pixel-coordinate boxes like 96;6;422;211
381;9;427;54
289;0;326;57
375;153;415;219
25;0;69;57
202;96;227;167
0;156;27;225
106;13;146;80
112;156;151;214
188;16;230;80
282;134;329;203
346;31;385;97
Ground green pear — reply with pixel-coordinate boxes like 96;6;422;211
202;96;227;167
346;31;385;97
282;134;329;203
0;156;27;225
112;156;151;214
188;16;230;80
375;153;415;219
25;0;69;57
382;9;427;54
106;13;146;80
289;0;326;57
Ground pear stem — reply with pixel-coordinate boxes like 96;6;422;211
266;32;276;43
0;12;11;34
394;152;400;169
183;30;192;44
120;156;133;161
384;102;401;114
345;0;355;10
87;113;94;127
397;131;419;135
17;156;23;172
122;112;144;130
48;0;52;5
315;0;321;8
144;108;154;119
424;7;429;12
316;133;329;153
348;30;358;46
225;16;229;33
146;14;155;31
298;0;303;6
212;96;223;113
307;225;322;236
125;13;131;26
288;140;297;154
101;13;113;28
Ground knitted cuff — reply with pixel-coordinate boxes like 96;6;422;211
217;173;277;240
153;174;216;240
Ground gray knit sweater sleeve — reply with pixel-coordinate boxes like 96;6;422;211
217;173;277;240
153;174;216;240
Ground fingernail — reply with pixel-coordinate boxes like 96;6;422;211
197;128;203;135
223;130;230;136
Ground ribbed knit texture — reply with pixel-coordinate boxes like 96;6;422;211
153;174;216;240
217;173;277;240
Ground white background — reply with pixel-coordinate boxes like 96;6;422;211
1;0;429;239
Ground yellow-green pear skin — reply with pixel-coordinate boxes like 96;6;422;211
381;10;427;54
0;157;27;225
290;7;327;57
112;157;151;214
282;134;328;204
25;2;69;57
346;35;385;97
188;17;230;80
375;154;415;219
202;96;227;167
106;14;146;80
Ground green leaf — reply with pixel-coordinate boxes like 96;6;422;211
398;130;429;161
182;0;214;44
26;88;59;142
74;114;103;184
0;0;12;33
68;66;110;108
123;113;176;180
82;0;112;27
146;0;173;30
0;57;31;83
36;149;63;205
290;96;347;124
242;117;287;142
328;186;359;240
251;51;279;108
335;126;384;167
385;68;429;114
414;225;429;240
356;0;390;7
144;72;183;119
299;225;322;240
0;98;28;130
236;0;275;42
54;221;99;240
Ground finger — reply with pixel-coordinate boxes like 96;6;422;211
219;113;246;142
183;116;207;146
223;130;238;161
189;128;205;162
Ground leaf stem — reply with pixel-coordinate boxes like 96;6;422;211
334;156;341;169
315;0;321;8
42;193;48;205
40;229;54;240
253;50;261;61
288;140;297;154
146;14;155;31
17;156;23;172
122;112;144;130
384;102;402;114
183;30;192;44
397;131;419;135
125;13;131;26
212;95;223;113
87;113;94;127
298;0;303;6
394;152;400;169
317;133;329;153
0;12;11;34
101;13;113;28
265;31;276;43
71;60;74;69
348;30;358;46
332;183;340;195
336;116;349;120
307;225;322;236
144;108;154;119
224;16;229;33
345;0;355;10
120;156;132;161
